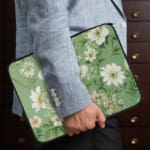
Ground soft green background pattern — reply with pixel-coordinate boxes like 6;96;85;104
9;24;141;142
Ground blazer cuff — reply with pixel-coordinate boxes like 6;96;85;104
48;78;91;118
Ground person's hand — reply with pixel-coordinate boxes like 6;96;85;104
63;102;106;136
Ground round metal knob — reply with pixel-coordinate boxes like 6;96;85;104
132;53;140;60
18;137;25;144
132;11;140;18
134;74;139;80
130;138;138;145
130;116;138;124
132;33;140;39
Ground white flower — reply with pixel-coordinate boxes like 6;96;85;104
85;41;91;49
118;99;124;105
51;115;62;127
80;65;88;79
90;91;100;101
100;63;126;86
38;71;44;80
84;48;96;62
30;116;42;128
30;86;47;112
86;26;109;45
20;61;34;77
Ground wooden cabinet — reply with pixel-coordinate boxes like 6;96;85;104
0;0;36;149
119;1;150;150
1;0;150;149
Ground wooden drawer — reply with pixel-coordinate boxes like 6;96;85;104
0;64;4;82
0;42;4;63
4;84;14;105
121;127;150;148
5;22;16;42
0;41;15;64
4;107;28;128
140;85;150;105
128;43;150;63
0;0;5;20
118;104;150;126
130;64;150;85
121;84;150;106
0;22;4;41
5;41;15;63
123;1;150;21
2;148;35;150
6;0;15;22
127;22;150;42
4;96;35;147
0;85;5;106
4;121;35;147
123;147;150;150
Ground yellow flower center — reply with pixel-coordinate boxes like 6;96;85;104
32;119;39;125
38;93;44;105
26;64;32;72
88;52;94;58
109;72;117;79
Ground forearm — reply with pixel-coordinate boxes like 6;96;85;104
25;0;91;118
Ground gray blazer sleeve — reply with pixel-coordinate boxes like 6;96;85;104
24;0;91;118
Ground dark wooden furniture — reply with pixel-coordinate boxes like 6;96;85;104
118;1;150;150
0;0;36;149
1;0;150;149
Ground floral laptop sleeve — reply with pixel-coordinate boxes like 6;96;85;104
9;24;141;142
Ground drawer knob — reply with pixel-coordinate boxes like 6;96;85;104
130;138;138;145
135;74;139;80
132;53;140;60
18;137;25;144
132;11;140;18
130;116;138;124
132;33;140;39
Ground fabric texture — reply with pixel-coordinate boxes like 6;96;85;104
12;0;127;118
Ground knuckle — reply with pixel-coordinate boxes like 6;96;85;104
68;132;73;136
101;118;106;123
80;127;87;132
86;123;95;130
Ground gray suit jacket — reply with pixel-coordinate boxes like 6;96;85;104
13;0;127;118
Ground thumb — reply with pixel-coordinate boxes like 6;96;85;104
96;107;106;128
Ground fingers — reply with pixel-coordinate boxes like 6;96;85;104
63;120;82;136
64;120;93;136
96;107;106;128
63;103;104;136
64;125;81;136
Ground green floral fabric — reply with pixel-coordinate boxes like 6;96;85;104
9;24;141;142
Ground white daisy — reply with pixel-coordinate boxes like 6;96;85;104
100;63;126;86
51;115;62;127
38;71;44;80
90;91;100;101
84;48;96;62
30;86;47;112
20;61;34;77
80;65;88;79
86;26;109;45
30;116;42;128
118;99;124;105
